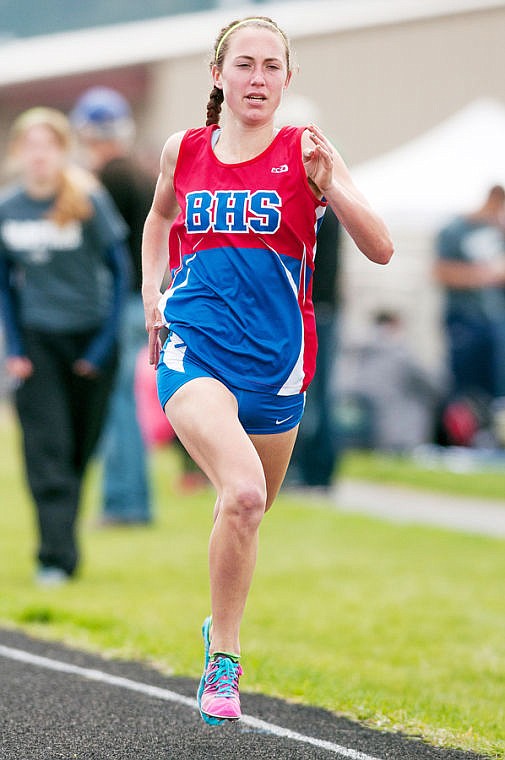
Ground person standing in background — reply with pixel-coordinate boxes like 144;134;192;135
434;185;505;440
0;107;129;584
71;87;156;525
339;310;442;452
286;205;341;490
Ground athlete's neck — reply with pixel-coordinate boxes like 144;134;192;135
213;120;279;163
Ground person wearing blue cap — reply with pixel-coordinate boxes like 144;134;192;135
71;87;156;525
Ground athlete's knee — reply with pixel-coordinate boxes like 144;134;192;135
222;480;266;531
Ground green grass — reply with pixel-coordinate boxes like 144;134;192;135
342;450;505;500
0;406;504;758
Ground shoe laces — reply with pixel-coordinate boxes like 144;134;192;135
206;656;242;698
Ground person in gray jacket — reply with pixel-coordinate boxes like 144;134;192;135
0;107;129;584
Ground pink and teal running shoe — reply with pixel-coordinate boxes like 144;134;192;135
197;616;243;724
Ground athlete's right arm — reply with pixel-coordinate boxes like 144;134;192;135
141;130;185;365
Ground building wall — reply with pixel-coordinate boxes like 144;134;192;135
292;5;505;164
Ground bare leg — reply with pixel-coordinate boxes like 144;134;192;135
207;424;299;654
250;428;299;510
165;378;298;656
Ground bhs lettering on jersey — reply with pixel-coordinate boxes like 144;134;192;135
186;190;281;234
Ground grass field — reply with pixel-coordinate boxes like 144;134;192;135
1;406;504;758
343;449;505;500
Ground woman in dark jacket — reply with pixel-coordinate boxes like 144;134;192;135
0;107;129;585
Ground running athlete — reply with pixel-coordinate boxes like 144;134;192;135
141;16;393;725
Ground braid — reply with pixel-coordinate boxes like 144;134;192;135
206;86;224;127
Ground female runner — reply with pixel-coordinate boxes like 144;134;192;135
142;15;393;724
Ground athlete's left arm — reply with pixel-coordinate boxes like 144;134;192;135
302;125;394;265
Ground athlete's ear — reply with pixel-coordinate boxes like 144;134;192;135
284;70;293;90
211;64;223;89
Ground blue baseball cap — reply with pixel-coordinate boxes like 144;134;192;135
70;87;134;140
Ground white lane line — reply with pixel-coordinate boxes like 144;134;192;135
0;644;384;760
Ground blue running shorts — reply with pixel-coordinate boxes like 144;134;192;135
157;330;305;435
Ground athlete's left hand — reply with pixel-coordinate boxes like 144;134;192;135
302;124;334;195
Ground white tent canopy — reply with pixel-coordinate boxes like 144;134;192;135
351;98;505;230
340;99;505;369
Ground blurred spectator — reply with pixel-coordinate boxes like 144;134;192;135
0;107;128;584
71;87;156;524
338;311;441;452
434;185;505;403
286;206;341;489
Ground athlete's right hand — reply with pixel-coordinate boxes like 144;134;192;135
148;320;163;366
143;285;165;366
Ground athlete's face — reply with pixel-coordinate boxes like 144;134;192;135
15;125;67;189
213;27;291;125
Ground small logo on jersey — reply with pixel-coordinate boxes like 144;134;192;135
271;164;289;174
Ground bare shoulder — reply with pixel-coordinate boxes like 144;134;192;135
160;130;187;175
150;131;188;217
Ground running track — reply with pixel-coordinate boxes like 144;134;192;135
0;629;485;760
